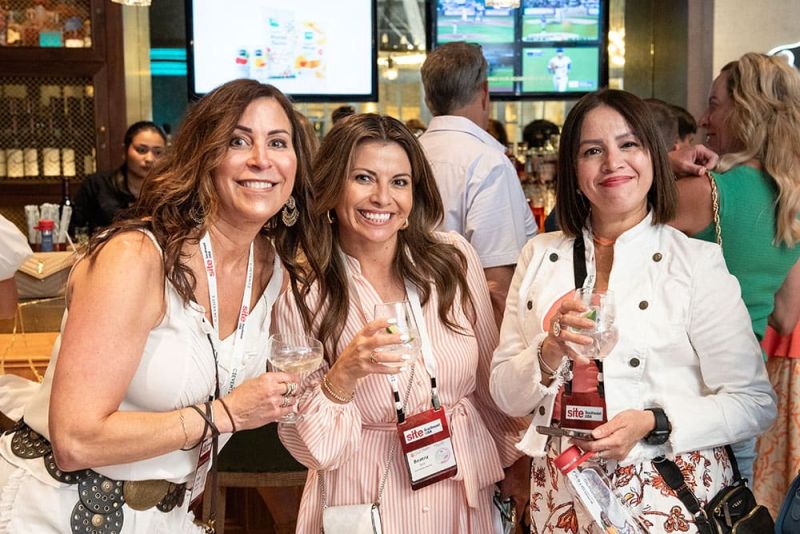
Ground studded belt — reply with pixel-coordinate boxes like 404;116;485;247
7;421;187;533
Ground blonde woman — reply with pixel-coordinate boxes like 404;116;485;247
671;52;800;509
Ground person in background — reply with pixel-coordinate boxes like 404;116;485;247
522;119;559;149
331;105;355;126
670;52;800;511
404;118;427;137
69;121;167;237
643;98;679;150
419;42;537;328
491;88;775;532
0;215;33;319
487;118;509;147
276;114;529;533
669;103;698;148
296;110;320;155
0;80;316;532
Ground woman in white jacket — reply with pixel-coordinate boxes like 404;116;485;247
489;89;775;533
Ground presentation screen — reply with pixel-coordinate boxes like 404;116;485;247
188;0;377;101
428;0;607;99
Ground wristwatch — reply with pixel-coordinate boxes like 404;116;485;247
643;407;672;445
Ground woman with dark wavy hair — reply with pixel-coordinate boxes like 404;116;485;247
275;114;527;533
0;79;315;532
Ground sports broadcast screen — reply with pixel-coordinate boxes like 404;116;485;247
187;0;377;101
428;0;607;99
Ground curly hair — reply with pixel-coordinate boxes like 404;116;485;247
296;113;474;361
717;53;800;246
86;79;315;303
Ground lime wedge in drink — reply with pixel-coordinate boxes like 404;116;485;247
386;324;401;334
584;309;597;322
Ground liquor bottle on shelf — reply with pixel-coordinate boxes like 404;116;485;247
0;98;8;178
6;102;25;178
42;115;61;178
22;99;40;179
61;110;77;180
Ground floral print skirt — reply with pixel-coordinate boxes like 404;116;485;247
529;439;734;534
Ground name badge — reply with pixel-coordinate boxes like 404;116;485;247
397;408;457;490
189;438;213;507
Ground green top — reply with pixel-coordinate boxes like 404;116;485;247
695;165;800;340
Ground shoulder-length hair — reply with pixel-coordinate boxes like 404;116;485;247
718;52;800;246
297;113;474;361
88;79;314;303
556;89;677;237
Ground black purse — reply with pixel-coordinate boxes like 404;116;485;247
653;445;774;533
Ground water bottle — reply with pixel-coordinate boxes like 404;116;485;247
37;218;55;252
554;445;645;534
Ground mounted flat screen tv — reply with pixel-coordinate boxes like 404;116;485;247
187;0;378;101
427;0;608;100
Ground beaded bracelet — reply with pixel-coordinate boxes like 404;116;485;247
321;375;354;404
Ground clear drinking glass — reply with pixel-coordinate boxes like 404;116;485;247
268;333;324;424
567;288;619;360
373;301;421;368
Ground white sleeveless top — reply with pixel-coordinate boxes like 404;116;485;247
6;230;283;484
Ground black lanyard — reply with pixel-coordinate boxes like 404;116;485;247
573;234;587;290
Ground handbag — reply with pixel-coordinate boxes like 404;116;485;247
653;445;774;534
322;503;383;534
775;470;800;534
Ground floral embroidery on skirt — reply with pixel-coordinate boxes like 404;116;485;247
529;440;733;534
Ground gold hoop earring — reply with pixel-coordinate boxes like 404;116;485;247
281;195;298;227
401;218;409;230
326;210;336;224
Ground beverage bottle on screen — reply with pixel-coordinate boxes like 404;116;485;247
234;48;249;79
555;446;645;534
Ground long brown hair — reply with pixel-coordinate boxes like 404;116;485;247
556;89;677;237
296;114;474;360
87;79;314;302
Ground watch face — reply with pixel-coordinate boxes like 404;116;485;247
646;431;669;445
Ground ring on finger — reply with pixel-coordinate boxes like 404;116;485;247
552;316;562;338
280;396;292;408
283;382;297;397
368;354;378;365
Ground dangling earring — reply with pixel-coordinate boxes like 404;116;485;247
401;218;409;230
189;205;205;227
326;210;336;224
281;195;298;227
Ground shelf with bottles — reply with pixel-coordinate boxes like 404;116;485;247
0;79;96;184
0;0;92;49
511;135;559;232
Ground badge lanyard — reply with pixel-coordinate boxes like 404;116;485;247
199;232;255;396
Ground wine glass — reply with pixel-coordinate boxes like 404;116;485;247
372;301;421;369
268;333;324;424
567;289;619;361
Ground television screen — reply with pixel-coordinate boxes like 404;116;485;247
187;0;377;101
428;0;607;99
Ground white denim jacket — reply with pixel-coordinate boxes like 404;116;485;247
490;213;776;464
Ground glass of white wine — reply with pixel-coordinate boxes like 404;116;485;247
373;301;421;369
268;333;324;424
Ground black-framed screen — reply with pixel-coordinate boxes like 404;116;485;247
187;0;378;102
427;0;608;100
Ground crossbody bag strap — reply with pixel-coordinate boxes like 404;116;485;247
707;171;723;247
319;363;417;509
653;456;714;534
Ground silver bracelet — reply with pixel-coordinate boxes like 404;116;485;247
537;339;558;378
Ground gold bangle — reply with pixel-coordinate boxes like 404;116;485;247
177;409;190;450
321;375;354;404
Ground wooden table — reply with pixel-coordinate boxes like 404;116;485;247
0;332;57;381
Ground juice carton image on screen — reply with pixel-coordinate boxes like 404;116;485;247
266;11;297;79
235;48;249;79
294;21;326;79
249;49;268;83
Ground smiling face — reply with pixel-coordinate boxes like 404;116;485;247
700;71;737;155
212;97;296;228
334;140;413;255
576;105;653;229
126;129;166;182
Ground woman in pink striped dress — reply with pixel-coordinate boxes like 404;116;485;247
275;114;528;533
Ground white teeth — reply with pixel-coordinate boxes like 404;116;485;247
240;181;274;190
361;211;391;223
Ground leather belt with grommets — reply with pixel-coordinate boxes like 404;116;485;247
7;421;187;533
